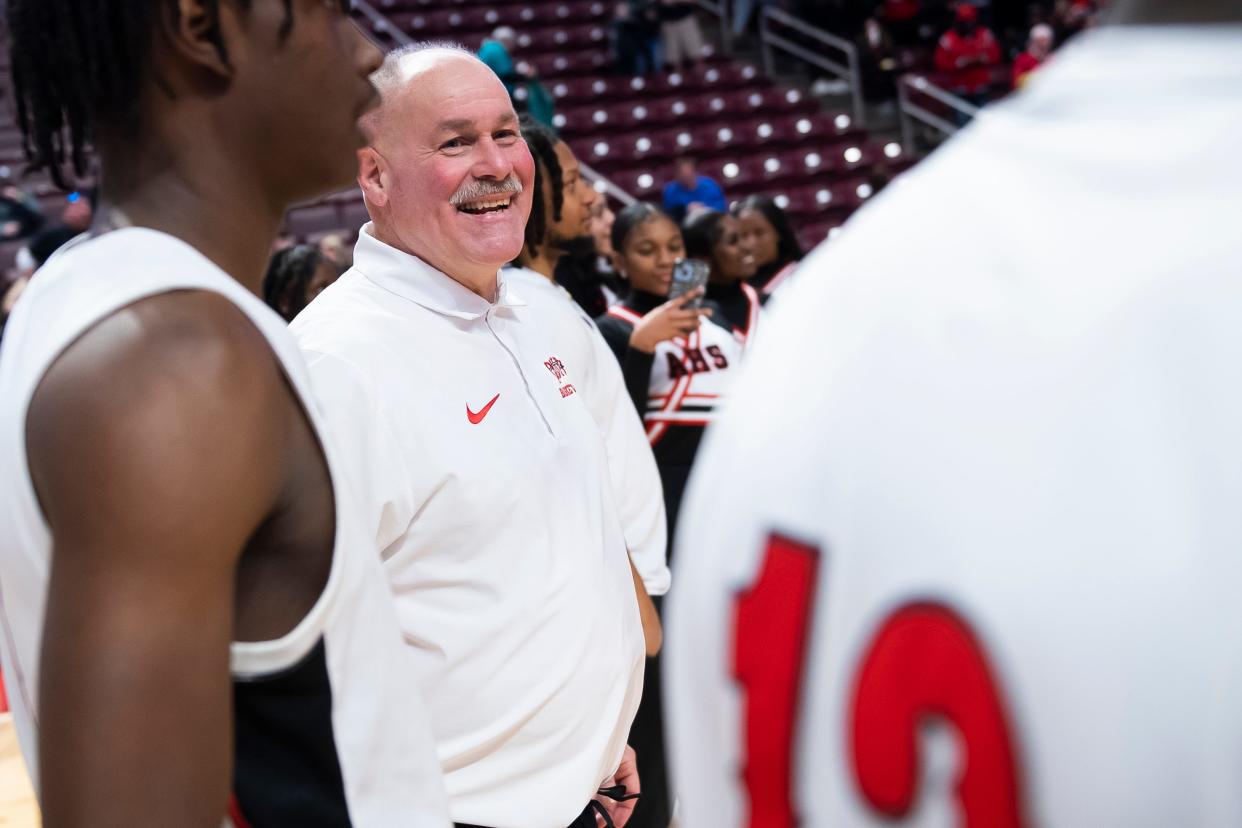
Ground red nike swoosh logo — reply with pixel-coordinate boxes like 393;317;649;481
466;393;500;425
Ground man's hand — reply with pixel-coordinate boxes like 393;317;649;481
595;745;640;827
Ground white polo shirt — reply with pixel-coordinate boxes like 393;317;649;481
667;25;1242;827
291;228;645;828
503;265;670;596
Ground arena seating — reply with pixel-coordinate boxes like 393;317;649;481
0;2;915;266
285;0;915;252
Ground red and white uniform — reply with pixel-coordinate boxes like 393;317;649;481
667;25;1242;827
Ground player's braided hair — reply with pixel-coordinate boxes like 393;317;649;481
4;0;294;191
263;243;324;323
518;115;564;260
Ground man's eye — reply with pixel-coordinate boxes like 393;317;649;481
441;138;466;150
495;131;519;142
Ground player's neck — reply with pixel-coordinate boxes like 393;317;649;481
95;139;285;298
519;246;560;282
1110;0;1242;25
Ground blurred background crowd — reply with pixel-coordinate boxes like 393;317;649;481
1;0;1108;339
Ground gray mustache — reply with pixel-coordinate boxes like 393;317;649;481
450;175;523;206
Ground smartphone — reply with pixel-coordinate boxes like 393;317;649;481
669;258;710;308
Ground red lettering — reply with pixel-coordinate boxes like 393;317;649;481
731;534;820;828
706;345;729;369
731;538;1027;828
849;603;1025;827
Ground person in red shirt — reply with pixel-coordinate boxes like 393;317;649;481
1013;23;1055;88
934;4;1002;104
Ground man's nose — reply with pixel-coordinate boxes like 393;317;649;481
472;138;513;180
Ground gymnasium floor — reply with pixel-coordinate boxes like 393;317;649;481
0;716;37;827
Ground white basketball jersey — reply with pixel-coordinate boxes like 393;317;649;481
666;26;1242;828
0;228;449;826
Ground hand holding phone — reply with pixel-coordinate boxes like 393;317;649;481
669;258;710;308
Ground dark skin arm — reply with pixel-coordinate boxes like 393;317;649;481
28;291;293;828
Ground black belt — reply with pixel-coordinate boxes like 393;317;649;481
454;784;640;828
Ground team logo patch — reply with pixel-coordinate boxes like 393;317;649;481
544;356;567;381
544;356;576;398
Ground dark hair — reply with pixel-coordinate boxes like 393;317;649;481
681;209;728;262
733;194;803;267
610;202;674;253
519;115;564;260
5;0;294;191
29;225;79;267
263;244;324;323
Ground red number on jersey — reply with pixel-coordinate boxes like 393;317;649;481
731;533;820;828
849;603;1026;827
732;536;1026;828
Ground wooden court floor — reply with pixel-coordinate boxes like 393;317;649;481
0;715;38;827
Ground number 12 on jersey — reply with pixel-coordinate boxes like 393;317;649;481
731;534;1027;827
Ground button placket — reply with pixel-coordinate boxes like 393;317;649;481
484;309;557;438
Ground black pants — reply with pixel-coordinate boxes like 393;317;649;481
624;649;670;828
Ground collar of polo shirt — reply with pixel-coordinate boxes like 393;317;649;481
352;223;527;321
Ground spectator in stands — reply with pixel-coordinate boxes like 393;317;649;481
0;184;44;241
1054;0;1099;40
882;0;924;44
60;190;93;233
859;12;899;100
659;0;705;71
612;1;662;76
682;210;761;334
732;194;803;295
479;27;555;129
934;4;1002;106
318;232;353;272
263;243;341;323
1013;23;1054;88
662;157;726;224
27;225;78;269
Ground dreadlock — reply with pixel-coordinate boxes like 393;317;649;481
4;0;294;191
263;244;325;323
518;115;564;261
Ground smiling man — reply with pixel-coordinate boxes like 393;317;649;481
290;45;646;828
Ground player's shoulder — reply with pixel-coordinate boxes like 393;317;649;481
41;290;284;417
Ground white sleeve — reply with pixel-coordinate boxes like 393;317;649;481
299;348;417;557
578;312;672;596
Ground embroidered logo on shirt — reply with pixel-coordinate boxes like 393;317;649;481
544;356;567;381
466;393;501;425
544;356;577;399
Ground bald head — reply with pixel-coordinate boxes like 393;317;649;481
354;41;535;297
361;43;489;146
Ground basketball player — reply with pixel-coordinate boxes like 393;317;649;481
508;118;671;828
666;0;1242;825
290;46;645;828
507;116;668;639
0;2;448;825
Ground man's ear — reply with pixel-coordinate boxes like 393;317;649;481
358;148;389;209
158;0;241;80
